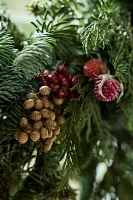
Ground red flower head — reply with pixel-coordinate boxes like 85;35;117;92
84;59;108;80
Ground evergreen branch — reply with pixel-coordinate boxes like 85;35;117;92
13;33;56;80
0;31;14;66
31;7;79;59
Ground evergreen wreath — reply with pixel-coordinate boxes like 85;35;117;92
0;0;133;199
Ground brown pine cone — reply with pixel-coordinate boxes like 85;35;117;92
43;143;52;152
44;119;57;130
30;111;41;121
39;86;51;96
47;130;53;138
26;92;37;100
56;115;65;125
40;109;51;119
53;125;60;135
33;120;43;130
50;111;56;120
52;96;64;105
48;101;54;110
34;99;43;110
41;96;51;108
23;123;33;134
30;130;40;142
20;117;28;127
23;99;34;109
18;132;28;144
14;128;21;140
40;127;48;140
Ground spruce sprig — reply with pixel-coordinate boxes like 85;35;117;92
0;31;14;66
31;7;78;59
13;33;56;80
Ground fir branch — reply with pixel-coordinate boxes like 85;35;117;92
13;33;56;80
31;7;78;59
0;31;14;66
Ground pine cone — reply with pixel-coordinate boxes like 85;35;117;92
52;96;64;105
26;92;37;100
40;109;51;119
20;117;28;127
48;101;54;110
43;143;52;152
41;96;51;108
30;130;40;142
53;125;60;135
56;115;65;125
30;111;41;121
50;111;56;120
33;120;43;130
39;86;51;95
34;99;43;110
44;119;57;130
18;132;28;144
40;127;48;139
14;128;21;140
24;99;34;109
23;123;33;134
47;130;53;138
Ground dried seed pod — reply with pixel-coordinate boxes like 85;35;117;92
52;96;64;105
14;128;21;140
50;111;56;120
26;92;37;100
40;127;48;140
20;117;28;127
24;99;34;109
34;99;43;110
40;109;51;119
39;86;51;95
43;143;52;152
18;132;28;144
45;138;53;146
33;120;43;130
53;125;60;135
44;119;57;130
42;96;51;108
30;130;40;142
24;123;33;134
30;111;41;121
50;134;57;142
48;101;54;110
47;130;53;138
56;115;65;125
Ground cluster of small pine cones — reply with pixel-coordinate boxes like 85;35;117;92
14;86;65;152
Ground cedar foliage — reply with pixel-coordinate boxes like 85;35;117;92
0;0;133;199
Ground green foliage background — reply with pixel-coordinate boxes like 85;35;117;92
0;0;133;199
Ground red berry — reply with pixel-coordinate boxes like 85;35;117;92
68;90;78;99
71;76;78;86
48;74;58;83
58;74;65;81
50;84;60;92
41;79;49;86
56;90;65;98
35;74;43;80
66;74;73;81
62;78;70;88
57;65;68;74
63;88;70;97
